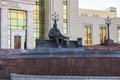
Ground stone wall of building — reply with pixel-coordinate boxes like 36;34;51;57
70;15;120;45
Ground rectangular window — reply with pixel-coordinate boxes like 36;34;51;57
8;10;27;49
33;0;45;47
63;0;68;35
84;25;92;46
100;26;106;43
117;27;120;43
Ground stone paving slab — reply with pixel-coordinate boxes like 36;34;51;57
10;73;120;80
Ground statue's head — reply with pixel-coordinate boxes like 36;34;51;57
52;12;59;28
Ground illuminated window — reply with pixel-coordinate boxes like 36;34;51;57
100;26;106;43
84;25;92;46
63;0;68;35
33;0;45;47
117;27;120;43
8;10;27;49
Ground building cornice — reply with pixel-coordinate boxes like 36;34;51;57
0;0;34;11
1;0;34;5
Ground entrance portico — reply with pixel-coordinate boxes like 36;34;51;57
0;0;34;49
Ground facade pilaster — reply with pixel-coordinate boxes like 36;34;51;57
0;8;8;49
26;11;34;49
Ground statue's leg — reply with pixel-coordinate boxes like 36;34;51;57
56;38;61;48
61;39;64;46
66;39;70;47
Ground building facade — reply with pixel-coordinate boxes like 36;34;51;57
79;7;116;18
0;0;34;49
0;0;120;49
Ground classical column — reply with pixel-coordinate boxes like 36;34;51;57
0;8;8;49
26;11;34;49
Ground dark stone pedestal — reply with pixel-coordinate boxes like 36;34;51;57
36;38;82;48
101;39;117;46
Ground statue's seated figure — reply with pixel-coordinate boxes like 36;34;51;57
48;22;69;48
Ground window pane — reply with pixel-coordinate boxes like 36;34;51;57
11;19;17;25
18;13;24;19
11;12;17;18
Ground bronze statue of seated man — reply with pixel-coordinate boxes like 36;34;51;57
48;22;69;48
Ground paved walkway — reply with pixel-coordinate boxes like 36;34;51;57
11;73;120;80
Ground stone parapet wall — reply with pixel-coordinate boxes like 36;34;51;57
1;50;120;76
1;57;120;76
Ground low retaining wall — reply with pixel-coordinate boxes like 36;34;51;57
2;51;120;76
11;73;120;80
2;57;120;76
